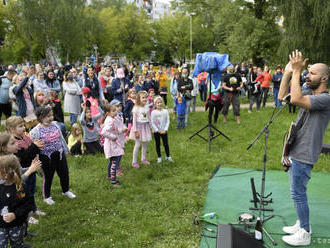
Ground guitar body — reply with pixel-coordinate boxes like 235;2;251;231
281;122;297;172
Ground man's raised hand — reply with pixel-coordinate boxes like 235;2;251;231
289;50;309;72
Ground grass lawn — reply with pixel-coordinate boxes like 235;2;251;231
28;106;330;248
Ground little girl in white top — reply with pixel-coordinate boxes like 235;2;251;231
129;91;152;168
151;96;173;163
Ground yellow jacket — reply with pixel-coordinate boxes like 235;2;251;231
68;134;83;151
156;72;168;88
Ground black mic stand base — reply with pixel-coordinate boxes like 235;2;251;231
187;73;231;152
188;122;231;152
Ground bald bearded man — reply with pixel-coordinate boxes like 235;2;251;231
279;50;330;246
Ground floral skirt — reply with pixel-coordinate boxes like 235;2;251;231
129;122;152;142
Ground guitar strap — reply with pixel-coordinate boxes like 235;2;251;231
294;110;307;132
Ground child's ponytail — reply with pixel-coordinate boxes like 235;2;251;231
0;133;12;156
0;155;23;192
12;171;23;192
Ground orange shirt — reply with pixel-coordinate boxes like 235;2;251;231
197;72;208;84
261;72;272;88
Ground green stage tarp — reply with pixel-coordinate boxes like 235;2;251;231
200;167;330;248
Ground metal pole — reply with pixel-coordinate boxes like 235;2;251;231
190;14;192;74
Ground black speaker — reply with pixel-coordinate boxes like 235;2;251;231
321;143;330;154
216;224;265;248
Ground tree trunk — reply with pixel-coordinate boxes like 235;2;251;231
252;50;264;67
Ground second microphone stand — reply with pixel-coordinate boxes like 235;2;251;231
246;101;289;246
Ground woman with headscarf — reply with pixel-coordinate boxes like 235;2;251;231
110;68;132;105
63;71;82;125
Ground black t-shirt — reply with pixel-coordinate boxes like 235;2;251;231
177;78;193;100
238;68;248;78
223;73;242;94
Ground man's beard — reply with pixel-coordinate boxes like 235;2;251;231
307;81;321;90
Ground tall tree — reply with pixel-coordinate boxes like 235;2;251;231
98;4;152;61
172;0;281;66
0;0;98;63
0;4;6;48
90;0;125;11
275;0;330;64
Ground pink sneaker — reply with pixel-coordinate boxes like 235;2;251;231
132;162;140;168
141;160;150;165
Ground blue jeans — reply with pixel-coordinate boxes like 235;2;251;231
177;114;185;129
289;159;313;232
56;121;67;138
173;99;177;113
273;88;281;107
199;82;207;102
184;99;191;127
70;113;78;125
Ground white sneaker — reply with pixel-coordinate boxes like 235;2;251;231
166;156;174;162
157;157;162;163
283;220;300;234
282;227;311;246
283;220;312;235
44;197;55;205
34;209;46;216
62;191;76;199
28;216;39;225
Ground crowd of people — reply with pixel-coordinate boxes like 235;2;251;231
0;57;322;247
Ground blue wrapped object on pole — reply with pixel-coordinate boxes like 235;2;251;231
192;52;231;88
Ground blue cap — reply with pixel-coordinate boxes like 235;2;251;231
110;99;121;106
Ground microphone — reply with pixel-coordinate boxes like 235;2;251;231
280;94;291;103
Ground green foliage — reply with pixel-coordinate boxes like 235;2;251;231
98;4;153;61
0;0;97;63
89;0;126;11
0;4;7;49
173;0;281;65
0;0;328;65
276;0;330;64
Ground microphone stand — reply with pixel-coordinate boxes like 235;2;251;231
246;100;290;246
188;72;231;152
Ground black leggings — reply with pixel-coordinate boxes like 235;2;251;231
70;141;82;155
84;141;103;154
289;103;296;113
261;87;269;107
208;101;222;124
39;152;69;199
154;132;170;157
161;94;167;106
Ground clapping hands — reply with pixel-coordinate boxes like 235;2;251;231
289;50;309;73
33;139;44;149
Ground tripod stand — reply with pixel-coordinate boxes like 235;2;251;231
246;102;289;246
188;72;231;152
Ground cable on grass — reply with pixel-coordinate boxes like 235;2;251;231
214;169;258;178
